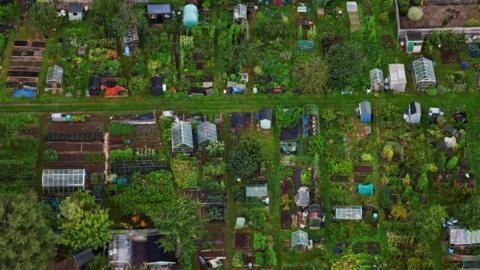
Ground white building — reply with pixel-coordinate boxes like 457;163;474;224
389;64;407;93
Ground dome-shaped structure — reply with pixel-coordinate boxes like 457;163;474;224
183;4;199;29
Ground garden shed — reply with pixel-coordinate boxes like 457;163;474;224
109;234;132;270
123;27;139;51
233;4;247;22
357;183;374;196
147;4;171;24
257;108;272;130
291;230;310;250
171;121;194;154
246;184;268;199
88;75;102;96
405;31;423;53
358;101;371;123
388;64;407;93
412;57;436;91
309;204;325;229
403;102;421;124
42;169;86;194
72;249;94;268
183;4;199;29
151;76;163;96
369;68;384;91
449;227;480;246
334;206;363;220
295;186;310;208
197;121;217;145
45;65;63;93
68;3;83;21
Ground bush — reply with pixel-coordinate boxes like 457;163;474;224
109;122;134;136
43;149;58;162
255;252;264;266
465;18;480;27
407;7;424;22
427;87;438;96
206;141;225;157
265;246;277;267
232;252;244;268
128;76;148;96
86;255;108;270
109;148;134;163
253;233;266;251
446;156;459;170
398;0;410;16
412;0;422;5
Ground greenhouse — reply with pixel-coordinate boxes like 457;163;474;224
388;64;407;93
45;65;63;92
295;186;310;207
334;206;363;220
108;234;132;270
369;68;384;91
291;230;309;250
197;121;217;145
42;169;86;194
412;57;436;91
171;121;194;153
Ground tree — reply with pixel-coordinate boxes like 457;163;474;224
326;42;363;90
58;191;112;250
292;57;329;95
228;137;263;179
407;7;423;22
112;171;175;216
90;0;123;38
149;196;206;268
411;205;446;244
275;107;303;129
29;2;61;35
0;192;55;269
457;195;480;230
428;31;466;53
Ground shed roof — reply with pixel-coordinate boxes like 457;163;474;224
147;4;171;15
291;230;309;247
73;249;94;267
246;184;268;198
42;169;86;188
449;227;480;245
197;121;217;145
359;101;371;116
413;57;436;83
151;76;163;96
68;3;83;13
46;65;63;84
171;121;193;149
334;206;363;220
406;31;422;41
389;64;407;83
346;1;358;12
295;186;310;207
258;108;273;121
234;4;247;20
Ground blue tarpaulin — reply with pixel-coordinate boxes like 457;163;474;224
12;88;36;98
358;183;374;196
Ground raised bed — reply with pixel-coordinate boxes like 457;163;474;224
354;165;373;174
331;175;349;183
234;232;251;250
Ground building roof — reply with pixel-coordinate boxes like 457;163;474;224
291;230;309;247
151;76;163;96
68;3;83;13
359;101;371;116
147;4;171;15
449;227;480;245
406;31;422;41
413;57;436;83
389;64;407;83
197;121;217;145
346;1;358;12
246;184;268;198
146;235;178;264
171;121;194;150
334;206;363;220
295;186;310;207
258;108;273;121
42;169;86;188
73;249;94;267
230;112;251;130
46;65;63;84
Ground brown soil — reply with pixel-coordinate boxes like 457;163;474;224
234;232;251;250
399;4;480;29
331;175;349;183
440;49;459;64
354;165;373;174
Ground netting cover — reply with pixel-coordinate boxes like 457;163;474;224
246;184;268;198
335;206;363;220
171;121;193;152
369;68;384;88
197;121;217;145
291;230;309;248
110;160;168;175
449;227;480;245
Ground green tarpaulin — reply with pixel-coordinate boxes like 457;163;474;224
297;40;314;52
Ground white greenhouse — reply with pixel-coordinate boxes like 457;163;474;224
369;68;384;91
291;230;309;250
42;169;86;194
388;64;407;93
109;234;132;270
45;65;64;93
334;206;363;220
197;121;217;145
171;120;194;153
412;57;436;91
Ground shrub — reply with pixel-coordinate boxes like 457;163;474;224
86;255;108;270
427;87;438;97
232;252;244;268
412;0;422;5
407;7;424;22
382;145;394;162
465;18;480;27
265;246;277;267
109;122;134;136
361;153;373;163
43;149;58;162
398;0;410;15
392;204;408;220
128;76;148;96
253;233;266;251
446;156;459;170
206;141;225;157
85;153;104;161
255;252;264;266
109;148;134;163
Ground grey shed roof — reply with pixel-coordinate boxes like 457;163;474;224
413;57;436;83
246;184;268;198
73;249;94;267
171;121;193;149
197;121;217;145
295;186;310;207
68;3;83;13
407;31;422;41
291;230;309;248
359;101;371;115
258;108;273;121
46;65;64;85
334;206;363;220
42;169;86;188
147;4;171;15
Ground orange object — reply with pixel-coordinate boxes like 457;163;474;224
273;87;282;94
107;49;118;60
105;85;127;97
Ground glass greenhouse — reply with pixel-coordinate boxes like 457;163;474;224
45;65;64;92
369;68;384;91
197;121;217;145
108;234;132;270
42;169;86;194
334;206;363;220
291;230;309;249
412;57;436;91
171;121;193;153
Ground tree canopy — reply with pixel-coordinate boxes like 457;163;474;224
275;107;303;129
293;57;329;95
228;137;264;179
457;195;480;230
0;192;55;269
326;42;364;90
28;2;61;35
58;191;112;250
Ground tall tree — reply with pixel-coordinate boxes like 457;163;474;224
28;2;61;35
411;205;446;244
58;191;112;250
0;192;55;269
228;137;264;179
293;57;329;95
90;0;123;38
457;195;480;230
326;42;363;90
